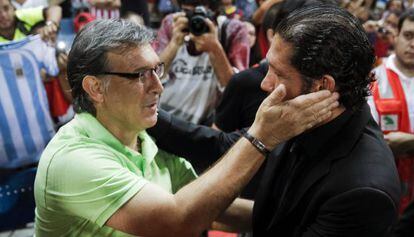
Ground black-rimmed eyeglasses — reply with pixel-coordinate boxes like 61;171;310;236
100;62;165;83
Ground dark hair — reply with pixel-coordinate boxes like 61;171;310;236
398;8;414;32
271;0;339;30
275;5;375;110
262;2;282;33
67;19;154;116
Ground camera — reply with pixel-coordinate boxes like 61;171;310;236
185;6;214;36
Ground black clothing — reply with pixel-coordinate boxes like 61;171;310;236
394;200;414;237
214;61;268;132
148;103;401;236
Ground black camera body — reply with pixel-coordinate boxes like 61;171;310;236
185;6;214;36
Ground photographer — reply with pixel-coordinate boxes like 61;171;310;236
153;0;250;125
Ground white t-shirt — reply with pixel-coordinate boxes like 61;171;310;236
159;45;222;124
368;54;414;132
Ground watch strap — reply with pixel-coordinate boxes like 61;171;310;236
243;132;270;156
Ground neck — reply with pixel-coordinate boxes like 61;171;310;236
96;112;140;151
394;56;414;77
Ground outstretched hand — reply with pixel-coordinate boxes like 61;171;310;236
248;84;340;150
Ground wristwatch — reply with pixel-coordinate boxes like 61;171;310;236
243;132;270;156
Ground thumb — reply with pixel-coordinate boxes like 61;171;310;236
264;84;286;106
204;18;215;32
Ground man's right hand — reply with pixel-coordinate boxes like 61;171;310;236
171;12;188;47
248;84;340;150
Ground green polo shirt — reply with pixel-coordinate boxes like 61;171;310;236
34;113;197;237
0;7;44;43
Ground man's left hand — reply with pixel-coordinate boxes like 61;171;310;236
39;21;58;43
190;18;220;53
384;131;414;155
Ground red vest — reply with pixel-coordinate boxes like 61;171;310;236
373;67;414;213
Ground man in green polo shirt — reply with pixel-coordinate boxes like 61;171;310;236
34;19;339;236
0;0;62;42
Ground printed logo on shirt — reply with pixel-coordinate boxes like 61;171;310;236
381;114;399;131
171;59;213;79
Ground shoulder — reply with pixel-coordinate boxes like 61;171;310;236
325;121;400;204
230;64;266;87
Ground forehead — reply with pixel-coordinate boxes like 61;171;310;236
0;0;12;7
106;44;160;70
267;35;295;70
400;19;414;32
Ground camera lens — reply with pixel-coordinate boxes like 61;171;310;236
190;16;209;36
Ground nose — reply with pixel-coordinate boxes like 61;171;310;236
147;71;164;95
261;72;278;93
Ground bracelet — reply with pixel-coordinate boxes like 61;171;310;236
243;132;270;156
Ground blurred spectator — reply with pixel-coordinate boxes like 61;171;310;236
368;8;414;214
31;21;74;127
213;3;284;133
71;0;120;19
342;0;373;22
365;10;401;61
254;1;282;66
121;0;149;26
122;11;144;26
251;0;281;26
220;0;243;20
0;0;62;42
0;35;58;169
244;20;261;66
11;0;47;9
73;11;95;32
153;0;250;124
387;0;404;12
235;0;257;20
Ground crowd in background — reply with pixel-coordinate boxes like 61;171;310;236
1;0;414;235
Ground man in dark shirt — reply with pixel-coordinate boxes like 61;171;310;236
214;60;268;132
149;5;401;236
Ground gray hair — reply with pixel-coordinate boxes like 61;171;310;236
67;19;155;116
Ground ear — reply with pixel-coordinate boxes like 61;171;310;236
266;29;275;44
82;75;105;104
313;75;336;92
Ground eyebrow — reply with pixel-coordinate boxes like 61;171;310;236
132;62;161;72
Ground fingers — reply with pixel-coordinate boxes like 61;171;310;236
204;18;215;32
40;25;58;43
263;84;286;106
292;90;333;108
295;91;340;128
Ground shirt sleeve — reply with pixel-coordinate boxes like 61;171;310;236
226;19;250;71
44;144;148;227
156;150;198;194
15;7;45;26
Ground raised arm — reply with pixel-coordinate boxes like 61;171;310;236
116;87;339;236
